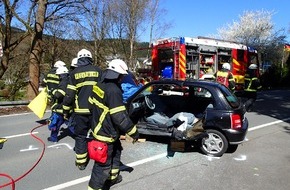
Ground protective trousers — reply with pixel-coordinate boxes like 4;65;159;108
48;112;64;142
243;91;257;111
88;140;123;189
73;114;92;166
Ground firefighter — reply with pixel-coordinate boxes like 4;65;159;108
243;64;262;112
43;60;66;101
88;59;139;189
215;62;235;91
62;49;102;170
47;66;69;142
70;57;78;71
63;57;79;136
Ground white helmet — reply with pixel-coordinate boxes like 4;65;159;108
71;57;78;68
222;63;231;70
108;59;128;75
54;60;66;68
249;64;258;69
77;49;92;58
56;67;69;75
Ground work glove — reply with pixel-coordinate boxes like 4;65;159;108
130;131;139;144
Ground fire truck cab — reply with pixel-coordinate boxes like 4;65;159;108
151;36;259;90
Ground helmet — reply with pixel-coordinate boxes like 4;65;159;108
222;63;231;70
54;60;66;68
249;64;258;69
71;57;78;68
108;59;128;75
56;67;69;75
77;49;92;58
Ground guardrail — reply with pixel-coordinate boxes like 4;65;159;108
0;101;30;106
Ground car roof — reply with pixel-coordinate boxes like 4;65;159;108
148;78;221;88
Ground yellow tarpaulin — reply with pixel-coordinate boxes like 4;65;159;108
28;89;48;119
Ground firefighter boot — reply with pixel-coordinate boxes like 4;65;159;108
75;158;89;170
104;175;123;189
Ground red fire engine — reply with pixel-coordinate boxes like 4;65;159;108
151;36;259;90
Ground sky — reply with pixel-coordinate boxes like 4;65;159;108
141;0;290;42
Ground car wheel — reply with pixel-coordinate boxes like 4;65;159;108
200;129;228;157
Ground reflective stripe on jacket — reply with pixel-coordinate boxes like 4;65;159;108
244;77;262;92
62;63;102;115
44;68;60;98
216;70;235;91
89;82;138;143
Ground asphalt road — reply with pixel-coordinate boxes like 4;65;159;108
0;89;290;190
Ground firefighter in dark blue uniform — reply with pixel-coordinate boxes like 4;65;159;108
43;60;66;101
243;64;261;111
47;66;69;142
62;49;102;170
88;59;139;189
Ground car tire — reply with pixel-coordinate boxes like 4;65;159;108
200;129;228;157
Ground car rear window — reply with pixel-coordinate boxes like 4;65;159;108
219;85;240;108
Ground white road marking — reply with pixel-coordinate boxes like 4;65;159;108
42;117;290;190
20;145;39;152
48;143;74;150
233;155;247;161
248;117;290;131
4;132;38;139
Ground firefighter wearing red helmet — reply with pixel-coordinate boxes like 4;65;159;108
87;59;139;189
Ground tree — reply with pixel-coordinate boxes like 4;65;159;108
1;0;87;100
217;10;287;67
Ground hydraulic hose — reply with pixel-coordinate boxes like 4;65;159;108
0;124;46;189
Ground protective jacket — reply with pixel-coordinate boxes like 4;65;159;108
51;74;69;113
43;68;59;100
244;69;262;92
88;76;139;143
216;69;235;91
62;57;102;115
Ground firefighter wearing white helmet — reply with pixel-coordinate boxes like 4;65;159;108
215;62;235;91
55;66;69;75
62;49;102;171
43;60;67;102
222;62;231;70
54;60;66;68
47;65;70;142
243;63;261;112
77;48;92;58
104;58;128;79
88;59;139;189
70;57;78;70
249;63;258;70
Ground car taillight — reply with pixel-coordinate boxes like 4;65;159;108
231;114;242;129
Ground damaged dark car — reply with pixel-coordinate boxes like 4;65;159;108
125;79;248;157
